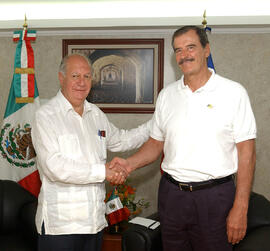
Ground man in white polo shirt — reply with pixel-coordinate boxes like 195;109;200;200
110;26;256;251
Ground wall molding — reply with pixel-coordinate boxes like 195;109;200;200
0;26;270;37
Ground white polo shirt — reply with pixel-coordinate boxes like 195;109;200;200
151;69;256;182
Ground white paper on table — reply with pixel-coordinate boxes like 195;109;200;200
129;217;160;230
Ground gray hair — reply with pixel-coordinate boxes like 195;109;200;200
171;25;209;51
59;53;92;76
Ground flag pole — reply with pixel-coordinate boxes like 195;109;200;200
23;14;28;30
202;10;207;28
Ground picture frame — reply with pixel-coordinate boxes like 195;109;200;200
62;39;164;113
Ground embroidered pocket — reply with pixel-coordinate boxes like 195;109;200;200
95;135;107;161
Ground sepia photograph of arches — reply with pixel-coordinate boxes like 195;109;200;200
63;39;164;113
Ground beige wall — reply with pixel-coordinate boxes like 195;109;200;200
0;29;269;216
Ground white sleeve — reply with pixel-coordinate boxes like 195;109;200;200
105;117;153;152
31;111;105;184
232;88;257;143
150;91;165;142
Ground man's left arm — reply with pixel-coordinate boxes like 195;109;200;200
226;138;256;245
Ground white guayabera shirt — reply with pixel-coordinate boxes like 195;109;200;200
32;90;151;235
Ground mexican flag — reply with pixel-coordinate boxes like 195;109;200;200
106;187;130;225
0;28;41;197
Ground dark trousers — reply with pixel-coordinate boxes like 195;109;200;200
38;229;104;251
158;175;235;251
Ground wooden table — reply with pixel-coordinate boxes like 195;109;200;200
101;231;122;251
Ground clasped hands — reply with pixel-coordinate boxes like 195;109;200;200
105;157;132;185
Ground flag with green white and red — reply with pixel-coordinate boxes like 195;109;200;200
106;187;130;225
0;28;41;197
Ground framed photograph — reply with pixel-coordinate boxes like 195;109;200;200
62;39;164;113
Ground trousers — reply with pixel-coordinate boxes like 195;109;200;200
38;227;104;251
158;174;235;251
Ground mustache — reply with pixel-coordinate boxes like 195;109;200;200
178;58;195;65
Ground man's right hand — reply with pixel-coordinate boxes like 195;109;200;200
105;162;128;185
109;157;134;175
107;138;164;184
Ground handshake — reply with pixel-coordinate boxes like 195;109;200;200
105;157;133;185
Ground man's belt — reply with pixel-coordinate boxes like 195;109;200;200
163;172;233;192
